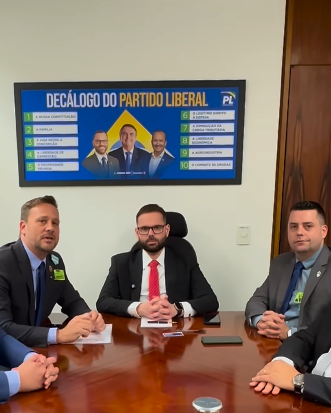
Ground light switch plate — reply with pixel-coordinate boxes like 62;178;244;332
236;226;250;245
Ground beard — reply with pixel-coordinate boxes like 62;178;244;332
139;235;167;253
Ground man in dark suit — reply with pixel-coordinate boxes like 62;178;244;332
0;327;58;403
245;201;329;340
108;124;150;177
148;130;174;178
0;195;105;347
250;300;331;406
96;204;218;318
82;130;120;178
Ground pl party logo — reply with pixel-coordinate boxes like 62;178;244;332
221;91;236;106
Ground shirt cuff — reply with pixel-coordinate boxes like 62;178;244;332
290;326;297;335
4;371;20;397
272;356;294;366
128;302;141;318
47;328;58;345
251;315;263;327
24;352;37;362
180;302;196;318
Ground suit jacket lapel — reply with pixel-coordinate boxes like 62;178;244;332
116;149;126;171
92;153;99;168
301;245;329;310
164;248;178;301
13;240;35;324
155;157;165;176
131;147;140;170
43;255;55;320
129;250;143;301
275;254;296;312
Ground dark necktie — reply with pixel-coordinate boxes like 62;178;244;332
125;152;132;172
35;262;46;326
101;157;107;169
280;261;305;314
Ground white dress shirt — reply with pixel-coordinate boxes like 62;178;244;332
127;249;196;318
274;348;331;377
95;152;108;165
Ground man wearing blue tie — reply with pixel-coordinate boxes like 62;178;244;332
108;124;150;177
245;201;331;340
0;196;105;347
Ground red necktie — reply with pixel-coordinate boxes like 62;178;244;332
148;260;160;301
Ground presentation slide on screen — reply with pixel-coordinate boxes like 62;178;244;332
14;80;246;186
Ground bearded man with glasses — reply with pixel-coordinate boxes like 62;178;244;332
97;204;218;319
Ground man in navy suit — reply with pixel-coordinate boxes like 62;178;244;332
108;124;150;177
0;327;58;403
148;131;174;178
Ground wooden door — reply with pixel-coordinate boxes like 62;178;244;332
279;65;331;252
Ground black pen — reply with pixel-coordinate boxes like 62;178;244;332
147;320;170;324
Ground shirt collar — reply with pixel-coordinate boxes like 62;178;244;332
297;246;323;270
95;152;107;162
22;241;46;271
123;147;134;156
151;151;164;159
142;248;165;270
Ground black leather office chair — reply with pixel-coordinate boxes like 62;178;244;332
132;211;197;259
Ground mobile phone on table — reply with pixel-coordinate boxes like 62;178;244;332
203;314;221;325
201;336;243;345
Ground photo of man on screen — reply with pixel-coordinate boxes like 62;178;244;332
148;131;174;178
109;124;150;177
82;131;120;178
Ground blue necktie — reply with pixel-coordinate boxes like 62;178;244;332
101;157;107;169
35;262;46;326
125;152;132;172
280;261;305;314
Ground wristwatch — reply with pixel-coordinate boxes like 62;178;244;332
293;373;305;394
174;302;184;317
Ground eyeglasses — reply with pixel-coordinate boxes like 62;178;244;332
94;140;108;145
137;225;166;235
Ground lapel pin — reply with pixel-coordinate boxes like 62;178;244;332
49;266;53;273
51;254;59;266
131;284;136;289
317;271;321;278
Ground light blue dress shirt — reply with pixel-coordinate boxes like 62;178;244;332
22;243;57;345
149;152;164;176
4;352;35;397
252;247;323;333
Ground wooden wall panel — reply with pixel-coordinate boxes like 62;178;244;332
291;0;331;65
273;0;331;256
279;66;331;252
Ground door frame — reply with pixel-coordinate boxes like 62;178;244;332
271;0;295;258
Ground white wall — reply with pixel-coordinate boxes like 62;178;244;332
0;0;285;310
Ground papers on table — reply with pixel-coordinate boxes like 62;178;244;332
140;318;172;328
69;324;112;344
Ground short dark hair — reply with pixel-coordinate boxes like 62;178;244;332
21;196;58;221
93;130;107;140
136;204;166;223
152;130;167;141
120;124;137;135
290;201;326;224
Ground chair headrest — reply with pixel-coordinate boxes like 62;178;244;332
166;212;188;238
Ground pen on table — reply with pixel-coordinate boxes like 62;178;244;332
179;329;206;334
147;320;170;324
